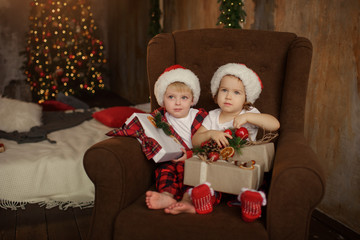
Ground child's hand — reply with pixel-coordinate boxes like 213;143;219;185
172;148;187;163
233;114;248;129
210;130;232;148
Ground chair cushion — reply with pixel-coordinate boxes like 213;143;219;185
113;192;268;240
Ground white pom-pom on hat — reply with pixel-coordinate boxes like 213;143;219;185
154;65;201;107
210;63;263;104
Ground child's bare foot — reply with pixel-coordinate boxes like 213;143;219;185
145;191;176;209
164;200;196;215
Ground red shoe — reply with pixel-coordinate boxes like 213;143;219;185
189;182;214;214
238;188;266;222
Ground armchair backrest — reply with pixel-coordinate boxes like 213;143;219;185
147;28;312;133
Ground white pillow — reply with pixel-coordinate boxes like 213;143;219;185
0;97;42;132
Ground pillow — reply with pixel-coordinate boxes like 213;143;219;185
0;97;42;132
92;106;145;128
41;100;75;111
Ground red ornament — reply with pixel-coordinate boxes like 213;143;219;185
208;152;220;162
224;129;232;136
61;77;69;82
52;85;57;90
235;127;249;140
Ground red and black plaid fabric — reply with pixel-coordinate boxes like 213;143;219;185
191;108;208;137
153;107;208;200
106;117;162;160
155;161;185;200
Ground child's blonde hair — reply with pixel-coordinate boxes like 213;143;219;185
167;81;194;96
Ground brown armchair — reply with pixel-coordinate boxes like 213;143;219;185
83;28;325;240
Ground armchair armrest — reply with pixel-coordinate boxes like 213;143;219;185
83;137;155;240
266;132;325;240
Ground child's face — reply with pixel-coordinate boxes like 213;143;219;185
216;75;246;114
163;84;194;118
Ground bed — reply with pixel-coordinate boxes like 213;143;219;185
0;96;150;210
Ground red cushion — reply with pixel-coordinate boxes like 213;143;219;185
92;106;145;128
41;100;75;111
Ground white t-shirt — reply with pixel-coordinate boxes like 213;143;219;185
165;108;199;148
202;108;260;141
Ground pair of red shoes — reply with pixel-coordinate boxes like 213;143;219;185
189;183;266;222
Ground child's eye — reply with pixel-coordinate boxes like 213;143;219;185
168;95;174;99
220;88;228;92
234;91;240;95
181;96;188;100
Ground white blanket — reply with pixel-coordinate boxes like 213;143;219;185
0;118;112;210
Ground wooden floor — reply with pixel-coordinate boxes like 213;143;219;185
0;205;359;240
0;204;92;240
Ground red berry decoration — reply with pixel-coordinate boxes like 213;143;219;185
235;127;249;140
208;152;220;162
224;129;232;136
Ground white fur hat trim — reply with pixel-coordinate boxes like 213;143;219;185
154;65;200;106
210;63;263;104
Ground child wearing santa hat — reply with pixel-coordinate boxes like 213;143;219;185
145;64;212;214
192;63;280;221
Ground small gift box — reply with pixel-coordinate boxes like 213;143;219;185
124;113;183;163
184;157;265;195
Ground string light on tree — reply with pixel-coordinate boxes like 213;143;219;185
21;0;106;103
216;0;246;29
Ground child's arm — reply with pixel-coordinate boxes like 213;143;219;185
192;126;232;147
233;113;280;131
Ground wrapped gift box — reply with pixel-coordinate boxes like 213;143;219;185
125;113;183;163
184;143;275;194
184;157;264;195
236;143;275;172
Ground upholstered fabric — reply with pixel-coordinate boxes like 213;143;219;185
83;28;325;240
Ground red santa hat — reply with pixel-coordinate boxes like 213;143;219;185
154;65;200;107
210;63;263;104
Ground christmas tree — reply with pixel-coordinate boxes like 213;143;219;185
217;0;246;29
21;0;106;103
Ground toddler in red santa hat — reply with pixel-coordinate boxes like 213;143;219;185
191;63;280;221
145;64;210;214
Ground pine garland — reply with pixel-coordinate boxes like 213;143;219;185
154;112;172;136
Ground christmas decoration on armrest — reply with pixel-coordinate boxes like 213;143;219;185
193;127;278;166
